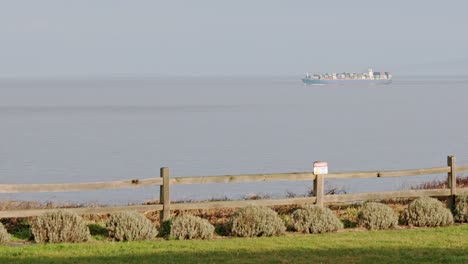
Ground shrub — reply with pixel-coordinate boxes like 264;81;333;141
87;223;108;241
106;211;158;241
279;214;295;231
230;205;286;237
170;214;215;240
31;210;90;243
214;223;229;236
404;197;453;227
159;219;172;238
0;222;11;244
358;202;398;230
340;206;360;228
292;205;343;234
454;193;468;222
11;220;33;240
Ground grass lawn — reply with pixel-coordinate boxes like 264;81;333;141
0;225;467;264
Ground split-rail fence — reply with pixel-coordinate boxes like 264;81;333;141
1;155;467;226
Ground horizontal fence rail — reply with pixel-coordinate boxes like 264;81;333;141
0;155;467;224
458;166;468;172
170;172;316;185
0;178;163;194
324;189;452;203
324;166;452;179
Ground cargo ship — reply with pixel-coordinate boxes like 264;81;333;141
302;68;392;85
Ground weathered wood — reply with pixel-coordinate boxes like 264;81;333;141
1;155;468;219
378;167;451;177
170;172;316;185
457;165;468;172
324;171;379;179
170;197;316;210
160;167;170;223
1;187;466;218
314;174;325;206
326;167;451;179
0;178;163;194
0;164;460;195
447;156;457;210
0;204;164;218
324;189;451;203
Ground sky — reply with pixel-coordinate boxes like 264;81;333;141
0;0;467;77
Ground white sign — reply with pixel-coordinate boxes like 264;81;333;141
313;161;328;175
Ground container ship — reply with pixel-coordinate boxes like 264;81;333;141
302;68;392;85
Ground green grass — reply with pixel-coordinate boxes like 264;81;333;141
0;225;467;264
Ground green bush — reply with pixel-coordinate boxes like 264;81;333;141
87;223;108;241
279;214;295;231
214;223;229;236
454;193;468;222
159;219;173;238
31;210;90;243
106;211;158;241
11;220;32;240
170;214;214;240
358;202;398;230
341;206;360;228
230;205;286;237
292;205;343;234
404;197;454;227
0;222;11;244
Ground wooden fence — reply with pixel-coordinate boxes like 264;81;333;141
1;155;467;225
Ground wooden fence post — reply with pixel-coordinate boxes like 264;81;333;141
447;156;457;210
160;167;170;224
314;174;324;207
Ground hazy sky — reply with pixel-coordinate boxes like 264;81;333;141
1;0;467;77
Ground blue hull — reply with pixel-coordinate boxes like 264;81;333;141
302;78;392;85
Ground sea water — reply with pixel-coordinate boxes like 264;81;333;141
0;76;467;205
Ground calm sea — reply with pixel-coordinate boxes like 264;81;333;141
1;76;467;205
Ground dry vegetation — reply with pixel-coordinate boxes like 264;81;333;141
106;211;158;241
170;214;215;240
411;175;468;190
1;176;467;235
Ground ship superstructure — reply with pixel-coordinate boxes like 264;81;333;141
302;68;392;85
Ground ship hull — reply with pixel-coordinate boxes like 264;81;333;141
302;78;392;85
